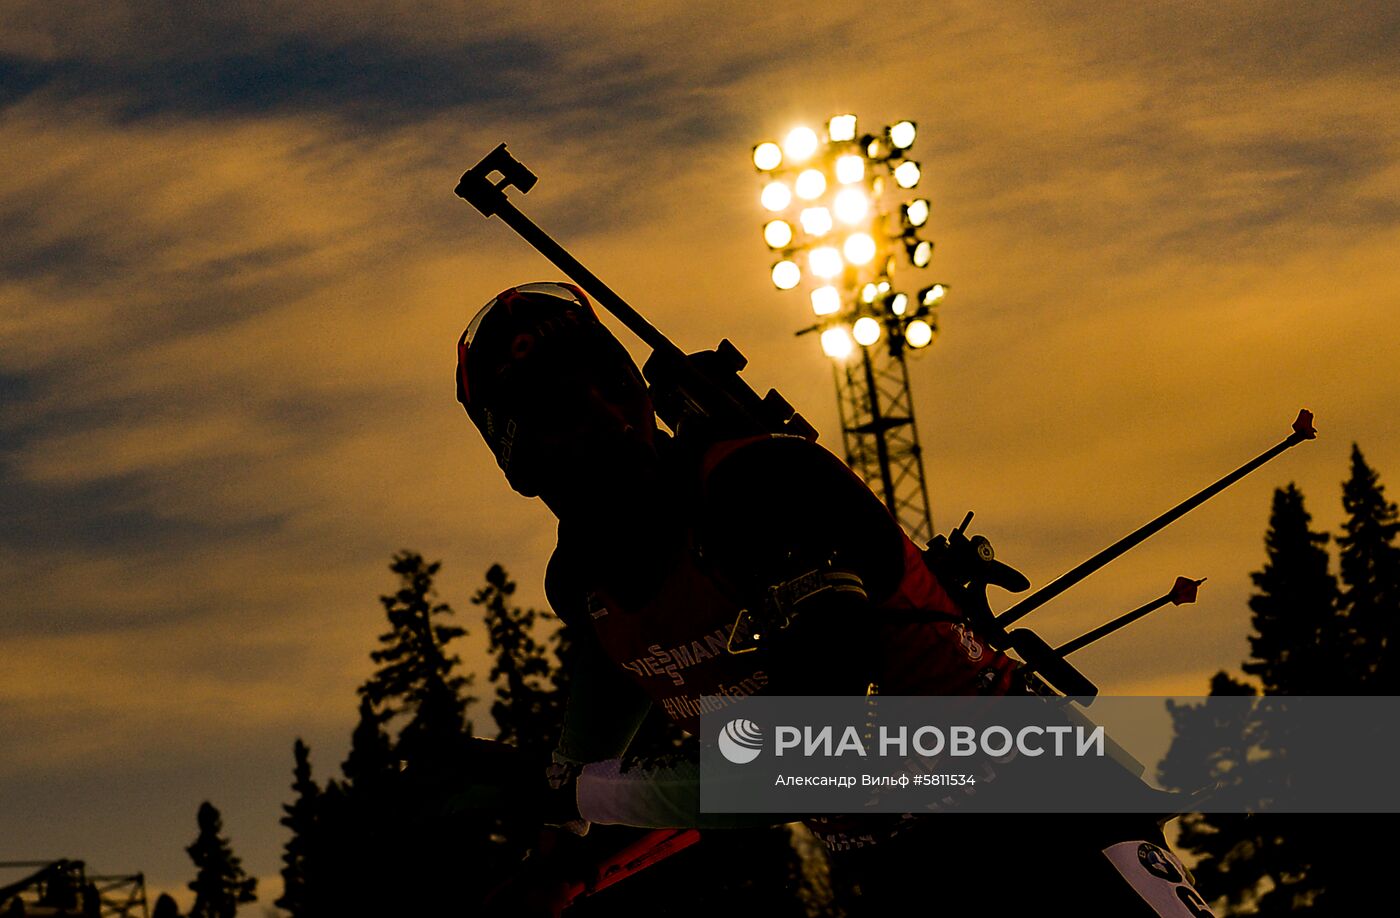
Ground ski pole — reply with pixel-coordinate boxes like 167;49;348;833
1053;576;1204;657
1009;579;1199;699
995;410;1315;629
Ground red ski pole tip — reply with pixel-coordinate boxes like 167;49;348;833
1292;409;1317;439
1170;576;1205;605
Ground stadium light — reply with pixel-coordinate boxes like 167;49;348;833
800;206;834;237
753;142;783;171
827;114;858;142
909;239;933;268
821;325;853;359
754;113;947;363
834;188;868;224
905;319;934;348
761;181;792;212
811;285;841;316
852;316;882;347
764;219;793;249
772;260;801;289
903;199;930;227
893;160;921;189
889;120;917;150
843;233;876;265
784;126;819;162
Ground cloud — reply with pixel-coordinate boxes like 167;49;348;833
0;35;556;124
0;0;852;157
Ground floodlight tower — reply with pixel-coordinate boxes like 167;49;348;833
753;115;946;544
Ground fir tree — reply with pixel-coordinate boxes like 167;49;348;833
1233;485;1341;912
477;563;567;762
334;553;497;914
185;801;256;918
298;778;363;918
1293;446;1400;913
341;695;396;792
358;550;474;770
1241;483;1340;695
1160;458;1400;914
1337;443;1400;692
1160;672;1269;914
151;893;181;918
275;739;319;917
1162;484;1342;913
326;690;402;915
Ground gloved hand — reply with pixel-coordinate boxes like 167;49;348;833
443;738;584;829
542;760;589;834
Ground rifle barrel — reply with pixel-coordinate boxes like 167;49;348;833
456;144;682;359
494;206;682;359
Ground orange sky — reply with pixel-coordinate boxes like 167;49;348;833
3;1;1398;910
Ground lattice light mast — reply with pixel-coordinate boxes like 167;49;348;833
753;115;946;545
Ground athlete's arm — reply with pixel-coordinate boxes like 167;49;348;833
545;541;794;829
545;550;654;766
556;637;654;760
574;754;796;829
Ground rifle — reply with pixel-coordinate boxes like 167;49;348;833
456;143;816;446
455;143;1318;703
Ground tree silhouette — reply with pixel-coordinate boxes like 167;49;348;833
151;893;181;918
351;552;490;914
1163;453;1400;914
1241;483;1341;695
1161;484;1339;913
185;801;256;918
275;555;811;915
478;563;566;764
358;550;475;763
341;695;396;793
275;739;318;917
1338;444;1400;692
1160;672;1265;915
1298;445;1400;913
272;553;493;916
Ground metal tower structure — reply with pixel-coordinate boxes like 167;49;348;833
832;342;934;545
0;860;149;918
752;115;945;544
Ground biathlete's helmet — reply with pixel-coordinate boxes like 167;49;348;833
456;282;655;497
